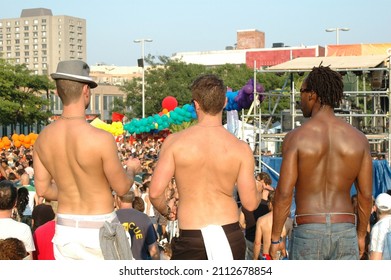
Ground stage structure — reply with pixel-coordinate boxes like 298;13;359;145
238;53;391;174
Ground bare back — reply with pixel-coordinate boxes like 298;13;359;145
156;125;257;229
282;112;372;214
34;120;128;214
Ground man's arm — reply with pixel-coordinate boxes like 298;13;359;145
149;136;176;219
253;218;263;260
236;142;262;211
101;132;141;196
270;134;297;259
32;148;57;201
356;140;373;258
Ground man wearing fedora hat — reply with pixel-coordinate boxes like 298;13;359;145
33;60;142;259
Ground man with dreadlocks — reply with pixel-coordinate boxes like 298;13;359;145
270;65;373;260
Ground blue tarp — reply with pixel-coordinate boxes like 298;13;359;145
261;157;391;198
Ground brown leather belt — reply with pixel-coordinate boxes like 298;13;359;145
294;213;356;226
56;217;106;229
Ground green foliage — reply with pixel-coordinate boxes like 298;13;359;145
0;59;54;127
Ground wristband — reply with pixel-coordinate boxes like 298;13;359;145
271;236;283;244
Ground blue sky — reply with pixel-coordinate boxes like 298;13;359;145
1;0;391;66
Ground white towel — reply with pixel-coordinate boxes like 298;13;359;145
201;225;233;260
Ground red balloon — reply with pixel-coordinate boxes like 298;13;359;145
162;96;178;111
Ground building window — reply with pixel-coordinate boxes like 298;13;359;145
33;25;38;31
33;32;38;37
15;27;19;32
14;21;19;26
95;95;100;111
24;20;29;25
33;19;38;24
24;51;29;56
42;44;47;49
24;26;29;31
42;19;46;24
42;31;46;37
15;33;20;38
6;27;11;32
24;32;29;37
6;22;11;26
24;45;29;50
24;58;29;63
42;25;46;30
15;52;20;57
24;39;29;44
33;38;38;43
33;44;38;50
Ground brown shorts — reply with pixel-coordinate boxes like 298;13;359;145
170;222;246;260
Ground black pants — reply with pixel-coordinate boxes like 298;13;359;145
171;222;246;260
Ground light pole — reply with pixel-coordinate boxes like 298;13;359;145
325;28;350;45
134;38;153;118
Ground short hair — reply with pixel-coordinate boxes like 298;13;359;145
256;172;272;186
0;180;17;210
0;238;28;260
132;196;145;212
118;190;135;204
55;79;85;105
305;65;343;108
191;74;226;115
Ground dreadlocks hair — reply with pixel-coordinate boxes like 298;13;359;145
305;65;344;108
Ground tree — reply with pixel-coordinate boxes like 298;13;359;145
0;59;54;128
119;56;289;129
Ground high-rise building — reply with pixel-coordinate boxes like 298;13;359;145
0;8;87;75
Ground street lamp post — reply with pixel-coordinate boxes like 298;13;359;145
134;38;153;118
325;27;350;45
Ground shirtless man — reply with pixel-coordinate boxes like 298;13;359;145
270;65;373;260
149;74;262;260
253;190;292;260
33;60;141;259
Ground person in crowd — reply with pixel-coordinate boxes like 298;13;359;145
369;192;391;260
32;60;141;260
0;180;35;259
270;65;373;260
133;196;146;213
0;237;29;260
18;173;38;227
32;204;56;260
253;190;292;260
116;190;160;260
239;172;273;260
149;74;262;260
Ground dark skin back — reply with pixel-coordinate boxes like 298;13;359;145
270;80;373;259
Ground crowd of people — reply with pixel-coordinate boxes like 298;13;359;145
1;60;391;261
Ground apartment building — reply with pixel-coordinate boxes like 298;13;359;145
0;8;86;75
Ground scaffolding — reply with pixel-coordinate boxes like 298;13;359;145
238;54;391;173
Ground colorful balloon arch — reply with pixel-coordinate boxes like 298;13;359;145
123;79;265;135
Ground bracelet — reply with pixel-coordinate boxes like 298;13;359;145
271;237;283;244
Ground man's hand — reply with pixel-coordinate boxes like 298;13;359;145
125;157;142;174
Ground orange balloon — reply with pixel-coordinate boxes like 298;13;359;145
0;142;4;149
18;134;25;141
24;136;31;144
11;134;19;141
14;140;22;148
23;143;30;149
30;139;35;145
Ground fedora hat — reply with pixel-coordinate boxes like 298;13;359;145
51;60;98;88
